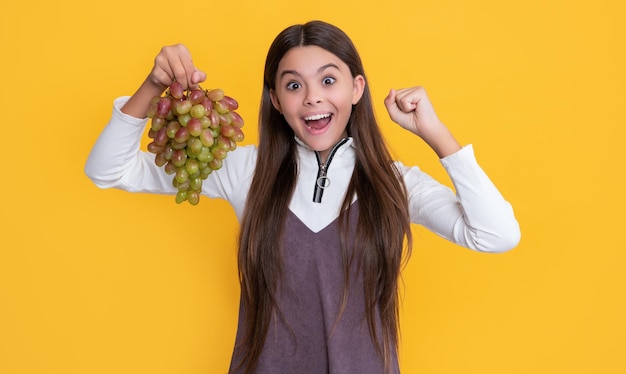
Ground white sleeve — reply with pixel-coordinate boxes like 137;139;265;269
84;96;177;194
398;145;521;253
84;97;256;217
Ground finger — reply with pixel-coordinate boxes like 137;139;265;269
394;88;418;113
171;55;192;89
191;70;207;86
181;54;201;89
384;88;398;111
152;53;176;87
177;64;205;89
150;67;174;88
159;44;194;89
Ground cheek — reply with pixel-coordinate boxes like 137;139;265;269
335;92;355;115
337;87;357;106
276;94;300;115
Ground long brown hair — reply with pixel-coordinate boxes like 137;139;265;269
236;20;412;373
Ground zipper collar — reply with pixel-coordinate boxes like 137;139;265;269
312;137;350;203
293;136;354;153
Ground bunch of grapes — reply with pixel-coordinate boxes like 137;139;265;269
146;81;244;205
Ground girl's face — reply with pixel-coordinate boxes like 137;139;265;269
270;46;365;161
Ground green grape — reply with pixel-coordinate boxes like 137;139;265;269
169;81;185;100
151;116;166;131
176;179;190;191
171;140;187;150
190;177;203;191
201;97;213;113
196;146;213;163
188;89;205;105
164;161;177;175
199;129;214;147
175;168;189;184
185;159;200;175
208;110;220;129
207;88;224;101
221;96;239;111
173;99;192;116
218;113;232;126
166;121;181;139
156;97;172;118
178;113;192;127
213;100;229;115
163;144;174;161
187;118;203;137
199;116;211;129
186;147;197;159
221;124;235;138
171;149;187;168
229;111;244;128
175;190;188;204
208;158;222;170
147;141;164;154
187;191;200;205
154;127;168;146
215;135;231;151
200;166;213;179
232;127;245;142
174;127;190;144
155;152;167;167
190;104;206;118
188;137;203;155
211;146;227;160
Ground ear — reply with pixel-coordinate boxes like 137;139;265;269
352;75;366;105
269;89;282;113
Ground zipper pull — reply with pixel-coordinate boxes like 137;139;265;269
312;137;349;203
317;165;331;189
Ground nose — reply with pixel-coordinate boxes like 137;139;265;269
304;87;322;106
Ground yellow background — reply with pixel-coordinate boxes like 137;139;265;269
1;0;624;373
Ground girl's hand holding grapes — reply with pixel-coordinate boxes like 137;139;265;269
149;44;206;91
122;44;206;119
384;86;462;158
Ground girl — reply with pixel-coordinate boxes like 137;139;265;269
85;20;520;374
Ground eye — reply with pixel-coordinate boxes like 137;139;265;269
286;81;301;90
322;76;336;85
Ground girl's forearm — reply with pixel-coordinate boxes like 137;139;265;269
121;78;166;119
420;124;462;159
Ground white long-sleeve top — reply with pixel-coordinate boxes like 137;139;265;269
85;97;520;253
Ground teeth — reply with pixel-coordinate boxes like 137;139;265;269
304;113;331;121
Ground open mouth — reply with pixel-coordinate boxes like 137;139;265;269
304;113;332;131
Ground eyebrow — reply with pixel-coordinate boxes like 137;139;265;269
279;63;341;79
